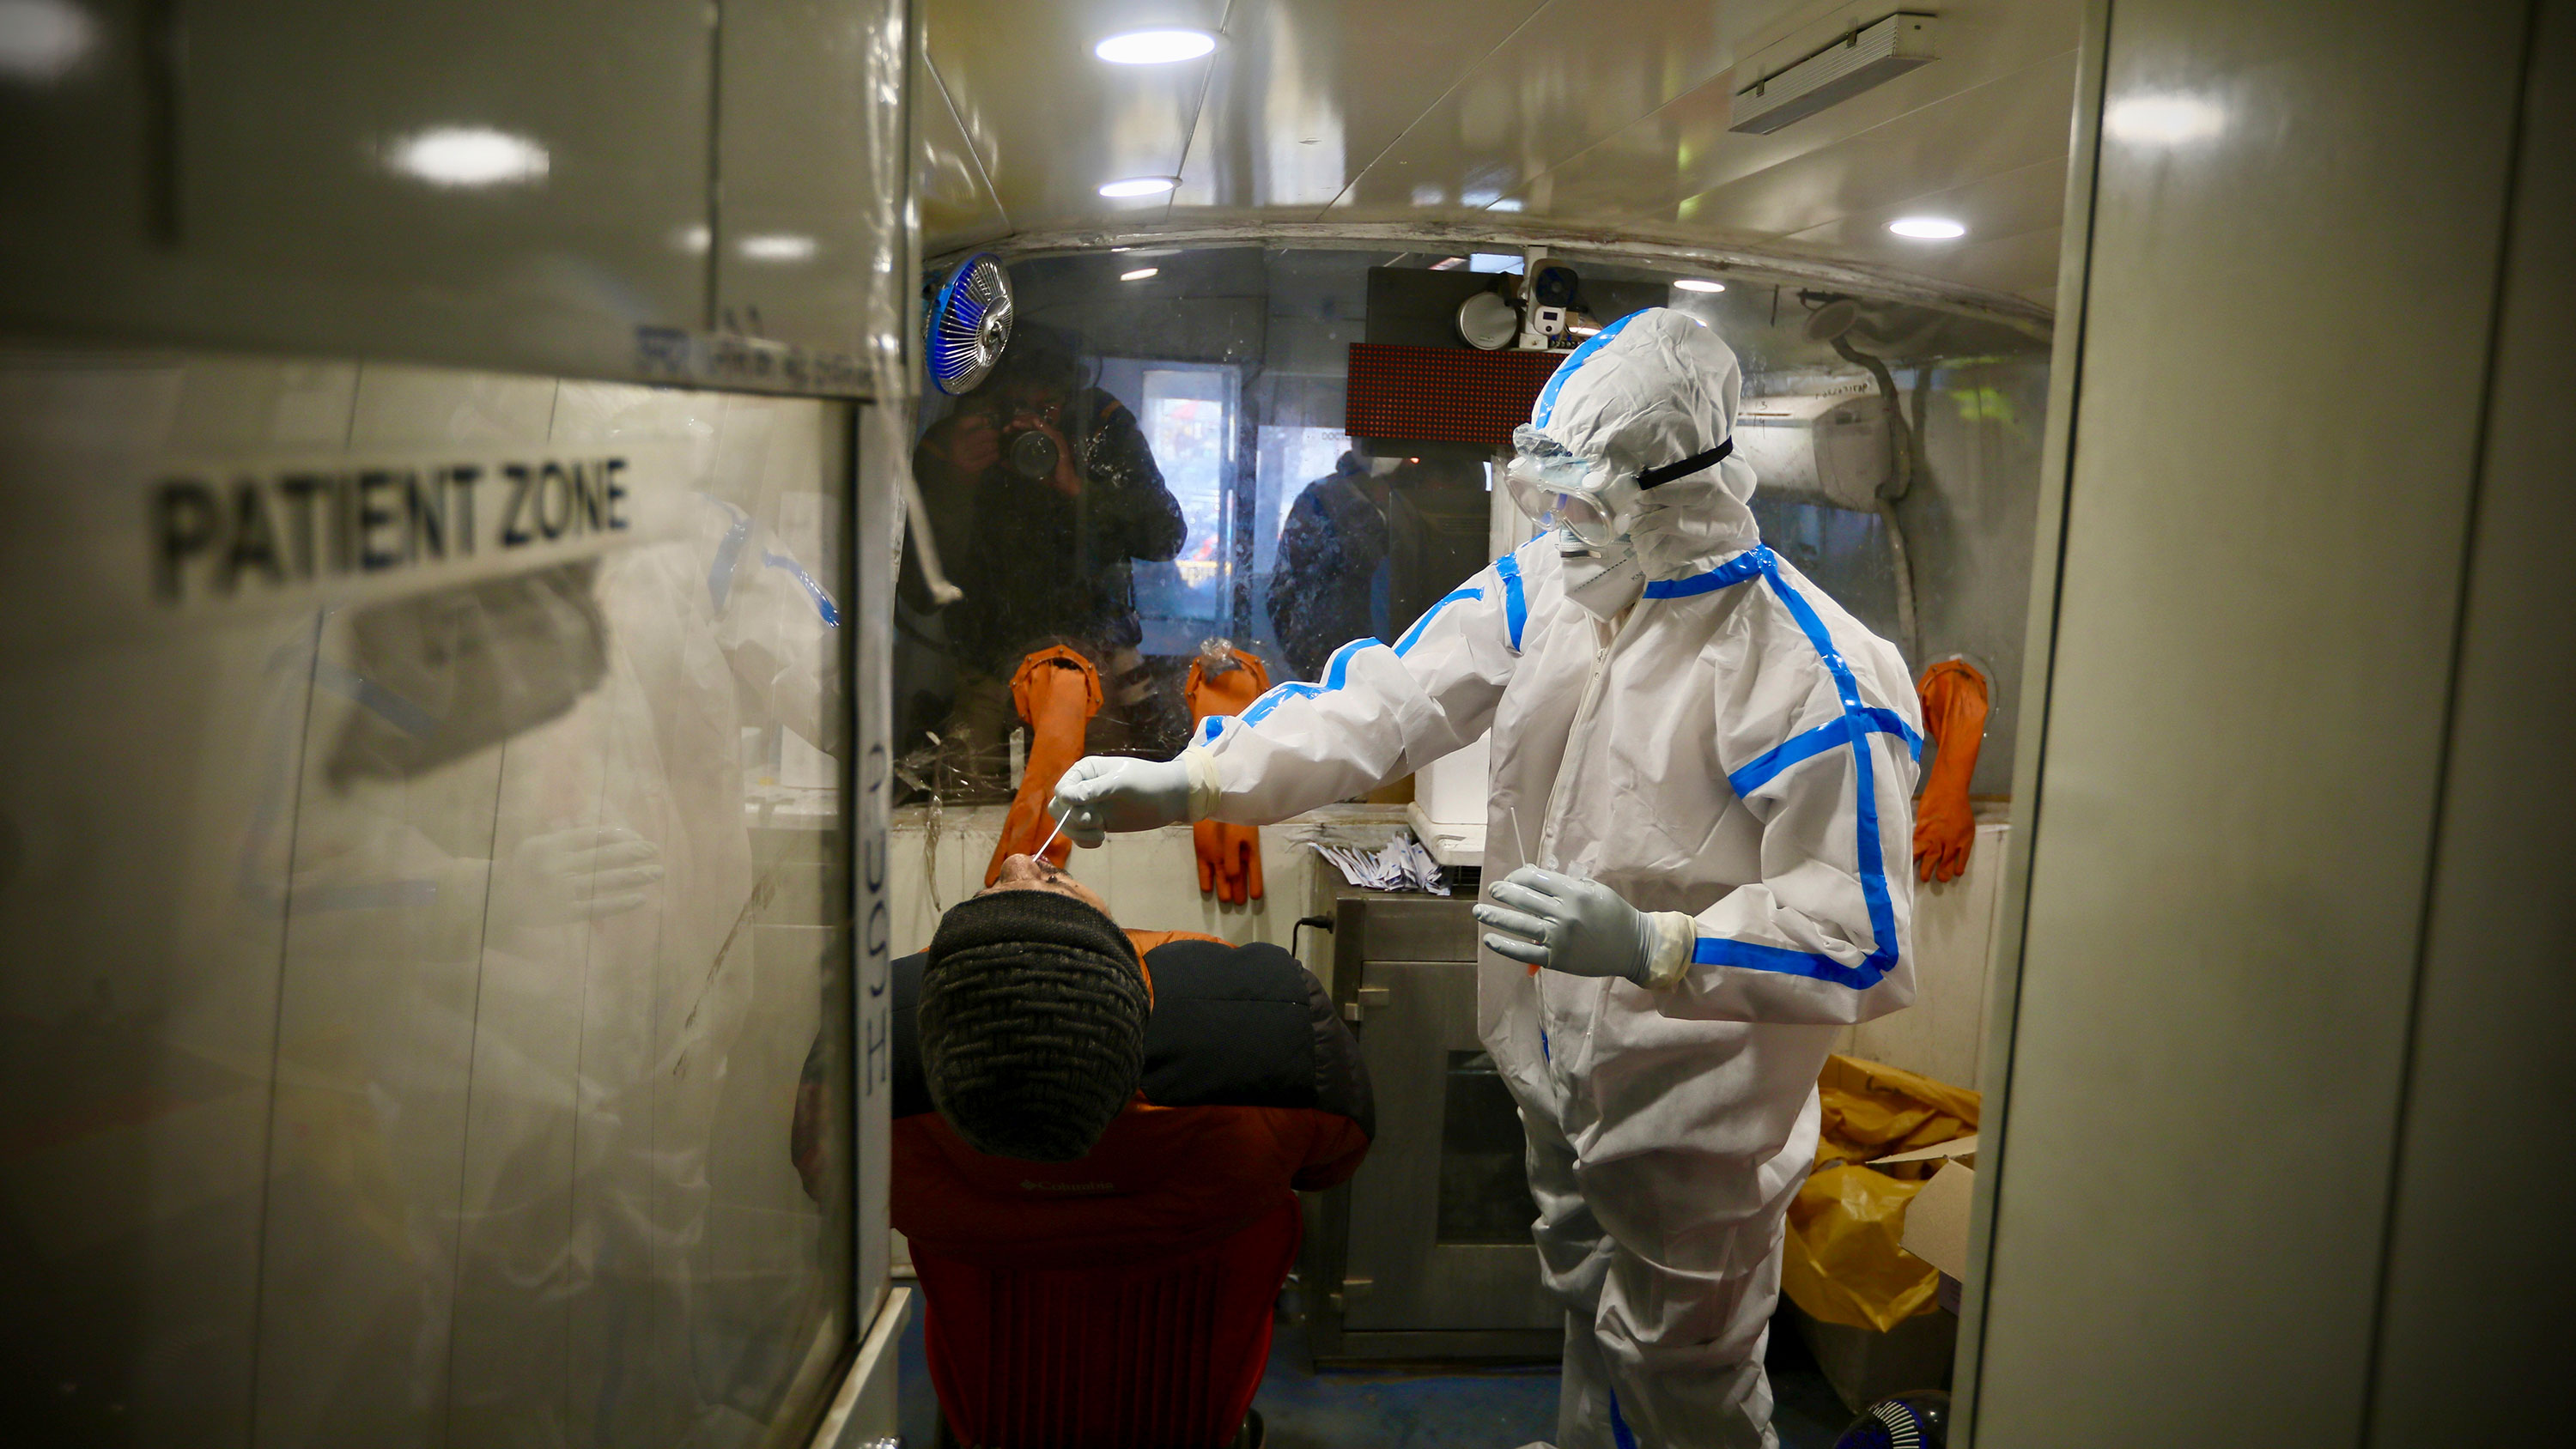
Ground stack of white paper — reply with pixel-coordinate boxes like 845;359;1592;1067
1308;834;1450;896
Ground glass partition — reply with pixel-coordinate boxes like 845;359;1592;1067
0;352;855;1447
894;246;2050;806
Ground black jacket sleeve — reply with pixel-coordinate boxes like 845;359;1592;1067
1299;962;1373;1142
1079;394;1187;564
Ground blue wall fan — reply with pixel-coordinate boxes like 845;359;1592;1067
1835;1391;1949;1449
927;253;1013;395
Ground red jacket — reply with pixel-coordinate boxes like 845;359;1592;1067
891;930;1373;1268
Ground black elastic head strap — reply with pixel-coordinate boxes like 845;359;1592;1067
1636;435;1733;489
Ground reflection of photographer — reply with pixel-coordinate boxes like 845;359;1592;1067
907;329;1189;785
937;389;1082;499
908;330;1184;665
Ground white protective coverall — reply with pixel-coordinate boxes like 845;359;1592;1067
1191;311;1922;1447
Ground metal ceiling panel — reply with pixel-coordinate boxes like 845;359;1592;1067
1167;0;1553;216
1517;0;2077;227
1674;62;2075;237
918;48;1011;251
920;0;2085;303
1327;0;1777;215
923;0;1227;230
1772;157;2071;298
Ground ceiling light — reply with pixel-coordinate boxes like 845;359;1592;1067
1095;29;1217;64
740;233;817;262
390;126;550;187
1097;175;1179;198
0;0;94;82
1121;267;1158;282
1674;278;1726;293
1888;216;1966;239
2105;93;2226;144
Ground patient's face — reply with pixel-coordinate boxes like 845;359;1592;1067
981;852;1113;917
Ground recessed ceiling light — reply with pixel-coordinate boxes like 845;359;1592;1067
1095;29;1216;64
1674;278;1726;293
1098;175;1179;198
1121;267;1158;282
2106;94;2226;144
1889;216;1967;239
0;0;94;82
389;127;550;187
740;233;817;262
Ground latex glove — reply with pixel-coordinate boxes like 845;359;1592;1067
1051;755;1198;846
1913;659;1990;883
489;825;661;931
1185;646;1272;902
1194;820;1262;904
1473;865;1671;984
987;646;1103;886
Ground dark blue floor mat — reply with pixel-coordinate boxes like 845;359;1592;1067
897;1291;1858;1448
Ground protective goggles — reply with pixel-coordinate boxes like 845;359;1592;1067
1506;424;1736;546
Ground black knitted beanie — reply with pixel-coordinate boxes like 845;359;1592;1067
918;887;1149;1162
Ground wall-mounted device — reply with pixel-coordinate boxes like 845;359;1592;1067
1455;259;1587;351
1352;265;1663;458
1731;391;1893;511
1730;12;1938;135
1455;290;1520;350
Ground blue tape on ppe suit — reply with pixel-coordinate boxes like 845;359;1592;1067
1646;545;1905;991
1239;585;1485;727
1494;547;1528;650
1533;311;1641;429
1609;1389;1640;1449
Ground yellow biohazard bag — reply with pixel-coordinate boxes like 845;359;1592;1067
1779;1054;1979;1332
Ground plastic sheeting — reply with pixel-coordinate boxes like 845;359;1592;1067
1782;1053;1981;1332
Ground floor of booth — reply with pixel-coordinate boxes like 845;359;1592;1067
895;1294;1857;1448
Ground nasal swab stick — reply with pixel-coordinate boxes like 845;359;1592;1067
1504;804;1543;975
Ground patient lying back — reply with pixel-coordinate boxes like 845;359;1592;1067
889;853;1374;1265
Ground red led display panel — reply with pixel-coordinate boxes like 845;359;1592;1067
1345;343;1569;446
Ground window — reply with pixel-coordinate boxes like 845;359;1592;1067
1128;362;1240;652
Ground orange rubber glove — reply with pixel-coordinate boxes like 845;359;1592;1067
986;645;1103;886
1185;648;1272;904
1913;658;1990;884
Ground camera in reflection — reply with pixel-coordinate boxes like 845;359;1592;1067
1005;427;1060;481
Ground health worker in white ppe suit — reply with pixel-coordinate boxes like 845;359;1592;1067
1052;307;1923;1449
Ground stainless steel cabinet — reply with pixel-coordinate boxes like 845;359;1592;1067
1307;890;1558;1364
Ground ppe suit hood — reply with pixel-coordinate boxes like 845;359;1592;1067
1524;307;1760;575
